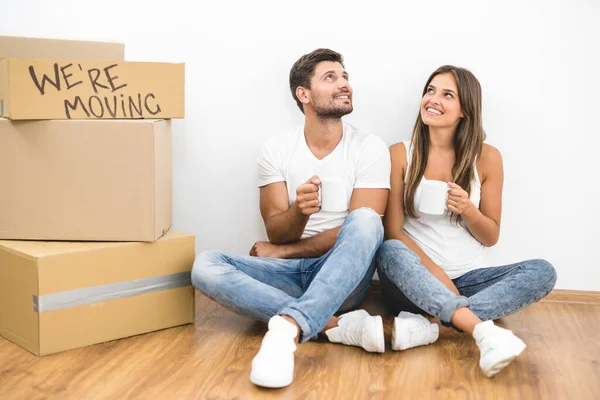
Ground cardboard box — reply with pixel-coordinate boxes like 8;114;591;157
0;59;184;120
0;230;196;356
0;118;172;242
0;35;124;61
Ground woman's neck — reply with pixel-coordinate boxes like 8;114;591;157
428;126;455;152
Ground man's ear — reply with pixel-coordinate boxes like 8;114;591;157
296;86;310;105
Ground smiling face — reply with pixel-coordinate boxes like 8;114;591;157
420;72;464;129
303;60;353;119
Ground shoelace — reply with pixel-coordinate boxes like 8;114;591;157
477;333;505;354
339;321;366;345
261;332;296;354
407;320;432;346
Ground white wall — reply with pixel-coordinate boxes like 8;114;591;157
2;0;599;290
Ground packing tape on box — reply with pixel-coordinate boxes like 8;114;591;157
33;271;192;313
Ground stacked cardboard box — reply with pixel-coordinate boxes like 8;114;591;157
0;36;195;356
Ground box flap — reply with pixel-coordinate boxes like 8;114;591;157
39;286;194;356
0;35;124;61
35;230;195;295
0;239;129;258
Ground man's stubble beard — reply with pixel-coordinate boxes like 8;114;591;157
313;99;353;121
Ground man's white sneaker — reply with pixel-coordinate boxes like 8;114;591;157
325;309;384;353
391;311;439;351
250;315;298;388
473;320;527;378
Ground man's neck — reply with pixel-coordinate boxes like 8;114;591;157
303;116;343;160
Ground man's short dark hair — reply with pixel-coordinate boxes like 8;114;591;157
289;48;344;114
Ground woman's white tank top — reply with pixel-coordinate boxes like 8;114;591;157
402;141;490;279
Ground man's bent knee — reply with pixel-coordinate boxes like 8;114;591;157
191;250;229;291
345;207;384;242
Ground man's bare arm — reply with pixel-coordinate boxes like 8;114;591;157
271;188;388;259
260;176;321;244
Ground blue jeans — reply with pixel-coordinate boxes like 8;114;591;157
376;240;557;326
191;208;384;343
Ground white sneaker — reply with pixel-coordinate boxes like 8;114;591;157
250;316;298;388
391;311;439;351
325;309;384;353
473;320;527;378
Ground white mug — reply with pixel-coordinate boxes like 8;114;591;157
418;180;449;215
320;180;348;212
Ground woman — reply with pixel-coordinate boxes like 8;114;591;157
377;65;557;377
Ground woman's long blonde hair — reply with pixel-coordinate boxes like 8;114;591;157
405;65;485;219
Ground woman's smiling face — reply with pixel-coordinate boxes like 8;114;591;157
420;72;464;129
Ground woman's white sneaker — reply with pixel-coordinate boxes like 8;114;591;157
391;311;439;351
473;320;527;378
325;310;385;353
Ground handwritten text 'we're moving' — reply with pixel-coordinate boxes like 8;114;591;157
28;63;162;119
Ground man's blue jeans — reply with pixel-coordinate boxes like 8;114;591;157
192;208;384;343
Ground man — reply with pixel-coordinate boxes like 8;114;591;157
192;48;390;388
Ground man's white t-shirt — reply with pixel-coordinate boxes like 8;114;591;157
257;122;391;239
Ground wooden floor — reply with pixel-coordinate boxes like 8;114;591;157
1;288;599;400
